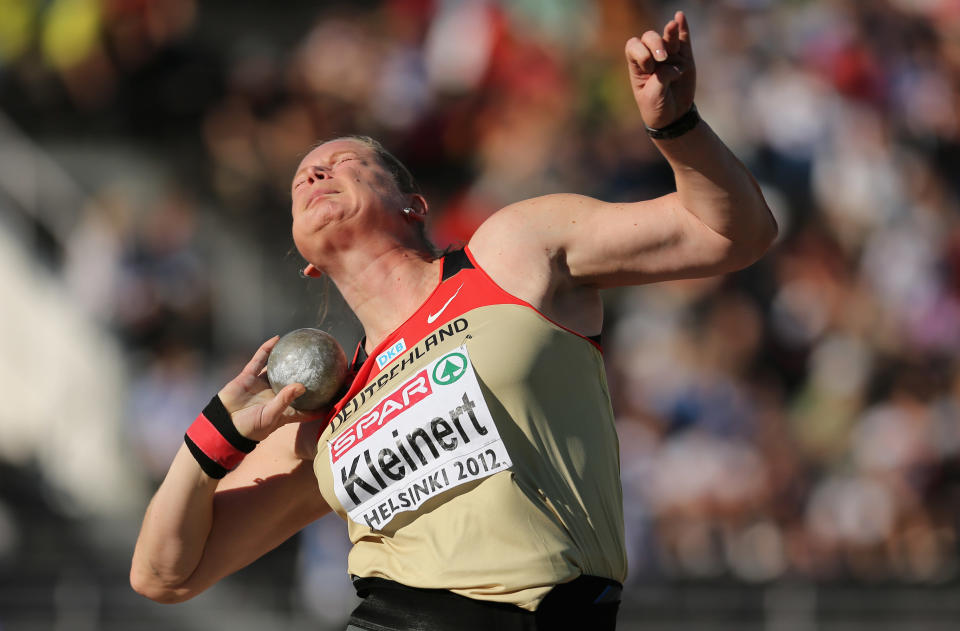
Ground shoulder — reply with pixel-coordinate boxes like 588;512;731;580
466;194;576;302
468;193;595;257
466;194;603;335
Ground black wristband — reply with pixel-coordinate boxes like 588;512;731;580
183;395;259;480
184;435;229;479
645;103;700;139
202;395;258;453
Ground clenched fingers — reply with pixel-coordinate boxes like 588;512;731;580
641;30;668;63
625;36;656;75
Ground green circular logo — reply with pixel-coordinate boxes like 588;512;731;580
432;352;467;385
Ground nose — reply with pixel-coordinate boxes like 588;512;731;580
306;165;329;183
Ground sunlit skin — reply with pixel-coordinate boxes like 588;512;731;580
290;138;439;352
290;140;405;240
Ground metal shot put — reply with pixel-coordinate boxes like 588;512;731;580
267;328;347;411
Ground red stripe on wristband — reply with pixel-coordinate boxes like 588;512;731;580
186;412;248;471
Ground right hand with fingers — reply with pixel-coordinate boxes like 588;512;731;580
625;10;697;130
217;336;325;443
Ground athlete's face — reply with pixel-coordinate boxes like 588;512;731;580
291;138;407;257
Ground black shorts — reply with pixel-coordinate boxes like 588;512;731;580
345;575;621;631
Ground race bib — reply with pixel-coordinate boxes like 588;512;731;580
329;346;512;530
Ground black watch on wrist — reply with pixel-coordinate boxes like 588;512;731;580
645;104;700;140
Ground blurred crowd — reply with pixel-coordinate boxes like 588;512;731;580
2;0;960;600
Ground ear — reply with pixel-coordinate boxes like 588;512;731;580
408;194;429;220
301;262;323;278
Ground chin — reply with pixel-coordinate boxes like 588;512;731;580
295;206;335;234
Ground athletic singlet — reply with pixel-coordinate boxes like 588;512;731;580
313;248;627;611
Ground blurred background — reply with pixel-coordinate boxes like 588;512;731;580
1;0;959;629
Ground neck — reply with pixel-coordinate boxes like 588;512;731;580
321;242;440;351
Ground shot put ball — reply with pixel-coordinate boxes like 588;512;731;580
267;328;348;410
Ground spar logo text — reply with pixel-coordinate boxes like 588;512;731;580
330;370;432;463
336;392;490;509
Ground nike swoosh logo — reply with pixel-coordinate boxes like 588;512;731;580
427;283;464;324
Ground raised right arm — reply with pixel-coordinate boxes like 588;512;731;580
130;338;332;603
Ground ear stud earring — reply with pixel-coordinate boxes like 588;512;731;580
301;263;323;278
